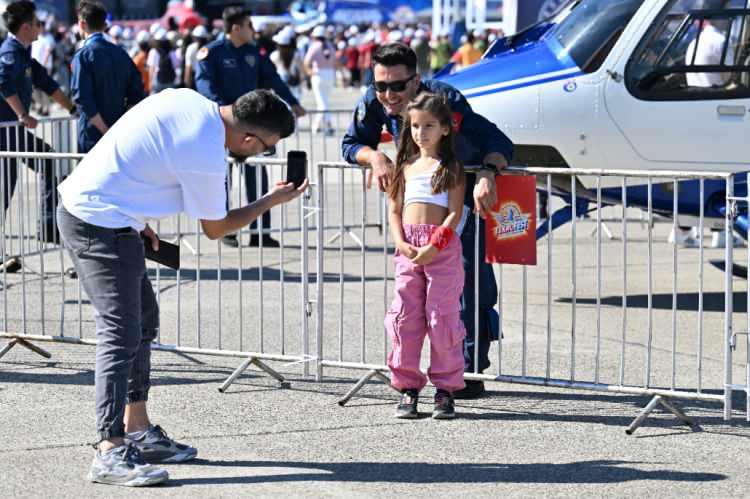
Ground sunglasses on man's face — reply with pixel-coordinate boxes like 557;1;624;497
372;74;416;93
246;132;276;156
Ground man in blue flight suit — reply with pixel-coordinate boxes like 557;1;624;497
342;42;513;399
0;0;76;262
71;1;145;154
195;6;305;248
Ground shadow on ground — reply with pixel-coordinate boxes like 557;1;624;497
165;459;726;486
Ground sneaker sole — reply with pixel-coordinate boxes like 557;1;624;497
88;471;169;487
395;412;419;419
432;412;456;420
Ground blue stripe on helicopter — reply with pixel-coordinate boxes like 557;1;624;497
462;70;585;99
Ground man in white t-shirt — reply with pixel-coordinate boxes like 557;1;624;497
686;20;733;88
56;88;307;487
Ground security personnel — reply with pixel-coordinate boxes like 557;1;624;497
195;6;305;248
0;0;76;249
342;42;513;400
71;1;145;153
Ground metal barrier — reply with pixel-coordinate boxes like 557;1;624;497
314;161;749;431
0;151;318;392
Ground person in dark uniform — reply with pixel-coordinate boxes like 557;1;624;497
71;0;145;154
195;6;306;248
342;42;513;399
0;0;76;266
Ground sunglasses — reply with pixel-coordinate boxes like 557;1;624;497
246;133;276;156
372;74;416;93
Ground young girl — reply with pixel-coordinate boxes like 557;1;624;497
385;92;466;420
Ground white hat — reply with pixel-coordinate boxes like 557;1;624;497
122;27;133;40
149;22;161;35
348;25;359;35
337;40;346;50
404;27;415;39
135;30;150;44
387;30;403;42
347;37;357;47
154;29;167;41
488;33;497;43
311;25;326;38
166;30;178;43
414;29;426;39
191;25;208;39
108;25;122;38
273;29;294;46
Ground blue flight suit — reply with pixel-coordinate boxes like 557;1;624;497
195;38;300;233
0;35;61;242
342;79;514;374
71;32;145;153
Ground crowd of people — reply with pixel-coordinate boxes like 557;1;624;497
3;9;504;117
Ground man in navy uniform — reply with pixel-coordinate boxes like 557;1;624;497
342;42;513;399
0;0;76;257
71;0;145;154
196;6;305;248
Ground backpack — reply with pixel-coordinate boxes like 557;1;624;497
157;48;176;84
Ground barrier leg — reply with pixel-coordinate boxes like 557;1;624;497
626;395;699;435
218;356;290;393
337;369;399;407
0;337;52;360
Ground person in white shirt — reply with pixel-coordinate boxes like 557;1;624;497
183;24;210;89
56;88;308;487
685;20;734;87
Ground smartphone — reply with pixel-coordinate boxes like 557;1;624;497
142;235;180;270
286;150;307;188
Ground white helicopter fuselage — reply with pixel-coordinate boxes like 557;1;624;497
442;0;750;191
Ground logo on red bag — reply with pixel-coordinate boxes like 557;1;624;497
492;202;531;239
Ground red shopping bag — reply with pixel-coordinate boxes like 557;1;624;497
485;175;537;265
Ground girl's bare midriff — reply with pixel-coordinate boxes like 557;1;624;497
402;202;448;226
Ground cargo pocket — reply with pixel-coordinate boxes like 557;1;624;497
428;301;466;350
385;296;405;367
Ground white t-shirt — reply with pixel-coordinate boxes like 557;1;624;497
58;88;228;231
685;24;734;88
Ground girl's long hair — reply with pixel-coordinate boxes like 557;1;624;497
388;92;464;201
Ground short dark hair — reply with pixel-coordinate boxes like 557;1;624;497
372;42;417;73
2;0;36;35
77;0;108;32
223;6;251;34
232;89;295;139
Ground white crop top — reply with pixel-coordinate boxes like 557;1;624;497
403;164;449;208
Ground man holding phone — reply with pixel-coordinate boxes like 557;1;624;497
56;88;308;487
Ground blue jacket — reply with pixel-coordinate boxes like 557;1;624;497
195;37;299;107
0;35;59;122
71;33;145;152
342;79;513;168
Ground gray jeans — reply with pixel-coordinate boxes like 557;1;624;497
57;204;158;441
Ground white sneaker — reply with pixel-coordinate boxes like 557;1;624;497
711;230;746;248
88;443;168;487
668;228;700;248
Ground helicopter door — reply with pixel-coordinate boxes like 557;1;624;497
604;0;750;165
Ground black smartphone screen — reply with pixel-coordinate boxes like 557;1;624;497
286;150;307;188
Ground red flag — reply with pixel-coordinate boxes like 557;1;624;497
485;175;537;265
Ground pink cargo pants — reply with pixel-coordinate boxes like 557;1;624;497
385;223;466;393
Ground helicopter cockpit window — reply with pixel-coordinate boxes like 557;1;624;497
552;0;643;73
627;0;750;100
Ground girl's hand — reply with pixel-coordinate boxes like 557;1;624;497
410;244;438;265
396;240;418;259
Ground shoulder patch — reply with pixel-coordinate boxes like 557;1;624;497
0;53;14;65
356;100;367;123
197;47;209;61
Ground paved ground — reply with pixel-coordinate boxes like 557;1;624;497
2;87;750;497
